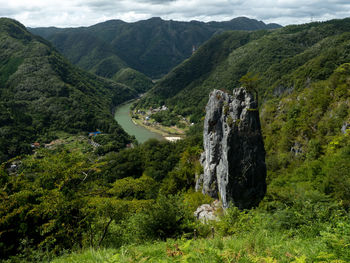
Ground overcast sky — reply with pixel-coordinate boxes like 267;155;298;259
1;0;350;28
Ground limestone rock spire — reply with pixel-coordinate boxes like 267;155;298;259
198;88;266;209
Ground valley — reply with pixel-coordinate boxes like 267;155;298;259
130;104;188;140
1;15;350;263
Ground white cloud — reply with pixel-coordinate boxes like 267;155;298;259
0;0;350;27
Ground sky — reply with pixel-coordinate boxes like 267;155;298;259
1;0;350;28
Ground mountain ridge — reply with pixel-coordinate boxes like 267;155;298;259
2;16;350;262
29;16;281;78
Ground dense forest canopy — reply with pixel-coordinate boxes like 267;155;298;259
0;18;138;163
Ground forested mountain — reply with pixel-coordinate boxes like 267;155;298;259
2;17;350;263
0;18;137;163
136;16;350;212
139;18;350;122
112;67;154;93
29;17;281;78
40;30;127;78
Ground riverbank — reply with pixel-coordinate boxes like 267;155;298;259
114;101;164;143
131;117;184;142
114;98;188;143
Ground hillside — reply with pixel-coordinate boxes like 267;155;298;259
112;67;154;93
137;19;350;197
139;18;350;121
29;17;281;79
46;30;127;78
2;17;350;263
136;17;350;211
0;18;137;163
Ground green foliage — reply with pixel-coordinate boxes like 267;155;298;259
240;72;259;90
101;149;144;182
141;139;183;181
0;146;96;258
183;190;214;214
137;30;263;115
108;175;159;200
126;194;192;241
226;115;234;127
151;110;180;126
112;68;154;93
38;29;127;79
100;138;191;184
0;57;23;85
0;130;208;260
50;248;118;263
262;63;350;181
91;57;126;78
160;146;203;195
4;17;350;263
82;197;153;248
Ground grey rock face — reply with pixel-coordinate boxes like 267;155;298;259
341;122;349;134
290;142;303;156
199;88;266;209
194;200;221;222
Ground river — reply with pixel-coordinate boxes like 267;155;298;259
114;101;164;143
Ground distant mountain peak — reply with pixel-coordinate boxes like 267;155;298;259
147;17;163;21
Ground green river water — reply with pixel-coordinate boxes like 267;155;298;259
114;101;164;143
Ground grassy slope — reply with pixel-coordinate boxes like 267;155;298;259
0;18;137;162
52;212;350;262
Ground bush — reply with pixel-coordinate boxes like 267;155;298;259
119;194;194;242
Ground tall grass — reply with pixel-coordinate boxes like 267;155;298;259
51;223;348;263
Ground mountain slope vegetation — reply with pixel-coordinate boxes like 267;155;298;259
47;30;127;78
137;19;350;206
29;17;281;78
0;18;137;163
139;18;350;122
136;17;350;215
112;67;154;93
2;17;350;263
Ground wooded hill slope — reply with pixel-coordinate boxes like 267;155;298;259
137;18;350;196
1;18;350;263
0;18;137;163
29;17;281;79
139;18;350;122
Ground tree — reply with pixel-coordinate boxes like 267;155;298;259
239;72;259;106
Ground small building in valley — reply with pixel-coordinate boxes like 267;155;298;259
89;131;101;137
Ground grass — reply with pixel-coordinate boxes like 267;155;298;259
51;248;118;263
50;228;346;263
132;116;186;137
40;132;93;153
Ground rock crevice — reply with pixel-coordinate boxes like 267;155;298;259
198;88;266;209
